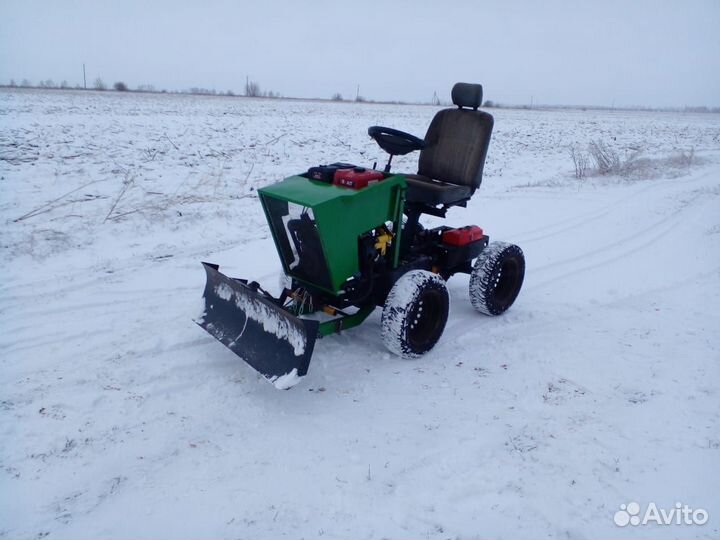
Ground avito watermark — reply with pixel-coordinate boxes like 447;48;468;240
614;502;709;527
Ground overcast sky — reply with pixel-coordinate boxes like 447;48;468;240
1;0;718;107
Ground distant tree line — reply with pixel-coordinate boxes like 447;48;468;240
2;78;719;112
1;77;283;99
481;99;720;114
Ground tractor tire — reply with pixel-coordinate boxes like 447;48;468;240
469;242;525;316
381;270;449;358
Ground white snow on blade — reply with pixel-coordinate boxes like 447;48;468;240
214;282;306;356
214;282;234;301
269;368;302;390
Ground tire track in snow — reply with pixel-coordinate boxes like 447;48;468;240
530;185;718;289
510;169;716;245
0;234;268;309
1;285;199;327
414;260;719;369
0;328;115;355
439;177;718;353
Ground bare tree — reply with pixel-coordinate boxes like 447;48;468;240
9;79;16;87
94;77;107;91
588;140;620;175
245;80;261;97
60;80;69;89
331;92;343;101
20;79;31;87
569;145;589;179
113;81;128;91
188;87;218;95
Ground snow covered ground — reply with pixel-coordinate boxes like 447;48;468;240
1;88;719;539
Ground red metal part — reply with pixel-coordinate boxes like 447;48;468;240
442;225;484;246
333;168;384;190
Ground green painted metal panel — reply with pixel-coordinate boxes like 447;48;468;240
259;173;406;293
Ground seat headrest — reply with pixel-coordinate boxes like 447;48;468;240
451;83;483;110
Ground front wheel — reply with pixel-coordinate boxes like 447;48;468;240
469;242;525;315
381;270;449;358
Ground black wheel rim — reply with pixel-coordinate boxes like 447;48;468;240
492;255;523;310
407;288;446;353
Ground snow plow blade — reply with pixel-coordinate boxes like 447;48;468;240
196;262;319;389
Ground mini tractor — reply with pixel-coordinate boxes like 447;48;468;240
197;83;525;389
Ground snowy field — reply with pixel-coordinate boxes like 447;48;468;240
1;88;719;539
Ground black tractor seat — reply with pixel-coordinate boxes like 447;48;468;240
368;82;493;211
367;82;493;251
404;174;472;206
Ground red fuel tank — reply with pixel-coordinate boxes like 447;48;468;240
442;225;485;246
333;167;385;190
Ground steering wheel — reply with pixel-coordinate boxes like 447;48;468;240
368;126;425;156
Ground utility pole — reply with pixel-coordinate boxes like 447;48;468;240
356;84;360;101
83;63;86;89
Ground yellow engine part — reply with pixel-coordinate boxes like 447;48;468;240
374;229;394;256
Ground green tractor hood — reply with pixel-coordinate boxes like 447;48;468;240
259;174;406;294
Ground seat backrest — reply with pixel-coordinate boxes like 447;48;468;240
418;83;494;192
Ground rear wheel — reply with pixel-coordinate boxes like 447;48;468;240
470;242;525;315
381;270;449;358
